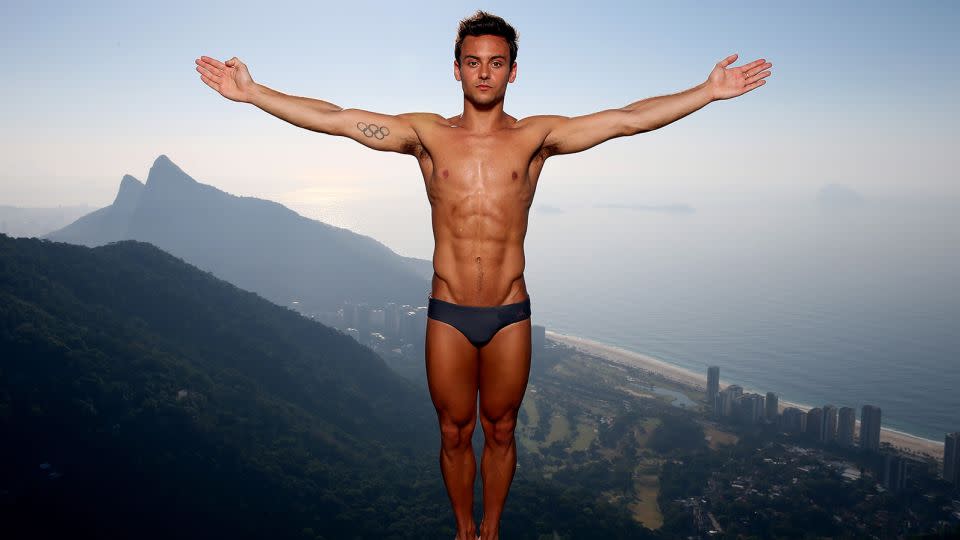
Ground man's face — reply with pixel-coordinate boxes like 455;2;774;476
454;34;517;106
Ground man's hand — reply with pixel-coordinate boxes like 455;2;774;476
194;54;425;155
195;55;257;103
706;53;773;101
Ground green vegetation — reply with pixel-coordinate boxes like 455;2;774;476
0;234;654;539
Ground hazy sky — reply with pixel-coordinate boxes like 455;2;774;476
1;0;957;210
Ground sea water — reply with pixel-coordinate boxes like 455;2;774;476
524;199;959;442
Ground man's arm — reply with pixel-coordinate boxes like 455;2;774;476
536;54;772;158
249;84;424;155
196;55;423;156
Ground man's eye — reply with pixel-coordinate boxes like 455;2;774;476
493;62;502;68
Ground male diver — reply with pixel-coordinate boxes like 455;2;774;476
196;10;772;540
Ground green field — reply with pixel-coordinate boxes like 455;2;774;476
545;413;570;445
570;417;597;451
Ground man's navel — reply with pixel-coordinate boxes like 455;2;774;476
475;256;483;292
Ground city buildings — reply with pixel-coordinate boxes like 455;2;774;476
881;453;907;492
739;393;765;425
707;366;720;410
945;432;960;485
860;405;882;451
765;392;779;422
838;407;856;447
806;407;824;442
781;407;806;434
714;385;744;420
823;404;838;443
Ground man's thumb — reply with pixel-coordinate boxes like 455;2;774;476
226;57;238;66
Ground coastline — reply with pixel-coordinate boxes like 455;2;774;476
546;330;943;461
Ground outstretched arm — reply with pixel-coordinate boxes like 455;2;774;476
195;55;423;156
536;53;772;158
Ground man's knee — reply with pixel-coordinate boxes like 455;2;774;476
439;414;477;451
480;412;518;448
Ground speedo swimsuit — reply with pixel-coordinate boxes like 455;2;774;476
427;294;532;348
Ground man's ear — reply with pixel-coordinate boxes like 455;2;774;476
508;62;518;84
453;60;461;82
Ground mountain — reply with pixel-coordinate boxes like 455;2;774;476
0;204;97;238
42;174;144;246
45;155;433;310
0;233;443;538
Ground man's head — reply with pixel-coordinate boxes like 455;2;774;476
453;11;519;107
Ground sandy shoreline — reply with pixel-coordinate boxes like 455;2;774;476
547;330;944;461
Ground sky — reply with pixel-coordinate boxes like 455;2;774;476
1;0;958;215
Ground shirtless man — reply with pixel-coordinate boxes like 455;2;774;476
196;10;771;540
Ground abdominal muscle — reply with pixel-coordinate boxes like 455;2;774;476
430;231;529;307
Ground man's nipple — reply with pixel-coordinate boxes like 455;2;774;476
442;169;449;179
512;171;518;180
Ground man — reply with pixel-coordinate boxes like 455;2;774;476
196;10;771;540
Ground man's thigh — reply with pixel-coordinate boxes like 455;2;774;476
478;318;532;421
425;318;481;423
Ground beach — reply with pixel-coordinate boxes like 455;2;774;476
547;330;944;461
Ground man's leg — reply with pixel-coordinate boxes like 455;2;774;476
426;317;481;540
477;318;532;540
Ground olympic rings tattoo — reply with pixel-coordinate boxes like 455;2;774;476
356;122;390;140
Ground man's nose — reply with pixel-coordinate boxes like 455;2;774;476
480;64;490;78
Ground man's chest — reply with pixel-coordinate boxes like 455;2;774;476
418;128;545;188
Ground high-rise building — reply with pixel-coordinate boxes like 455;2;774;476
823;404;838;443
838;407;856;447
715;388;736;419
806;407;824;442
945;432;960;485
860;405;882;451
383;302;401;338
707;366;720;409
765;392;779;421
739;393;765;425
882;453;907;492
782;407;806;434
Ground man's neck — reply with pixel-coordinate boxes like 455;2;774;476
457;97;509;132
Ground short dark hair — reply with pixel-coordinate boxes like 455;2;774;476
454;10;519;67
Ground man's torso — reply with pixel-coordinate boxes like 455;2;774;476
411;113;550;307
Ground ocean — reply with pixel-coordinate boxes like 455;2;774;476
287;189;959;442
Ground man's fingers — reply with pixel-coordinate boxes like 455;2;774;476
195;64;221;84
744;79;765;92
198;73;219;92
744;64;773;81
195;58;221;80
719;53;738;67
199;55;225;70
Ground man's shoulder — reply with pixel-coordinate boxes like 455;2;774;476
515;114;569;131
396;112;450;128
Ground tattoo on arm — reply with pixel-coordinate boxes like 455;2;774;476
356;121;390;140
